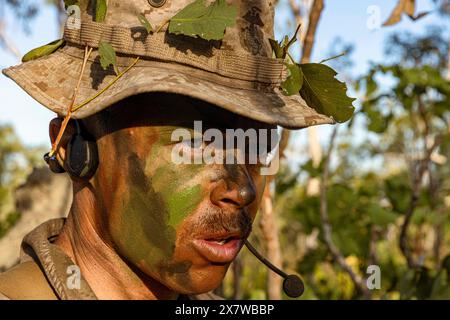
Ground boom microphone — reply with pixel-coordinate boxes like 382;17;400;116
244;240;305;298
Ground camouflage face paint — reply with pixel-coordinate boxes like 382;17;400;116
98;95;269;294
112;128;205;279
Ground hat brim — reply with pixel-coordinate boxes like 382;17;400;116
2;46;334;129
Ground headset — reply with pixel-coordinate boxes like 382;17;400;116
244;240;305;298
43;119;304;297
44;119;99;179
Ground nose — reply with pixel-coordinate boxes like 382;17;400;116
210;166;256;210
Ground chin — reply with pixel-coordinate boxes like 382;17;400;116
161;262;230;295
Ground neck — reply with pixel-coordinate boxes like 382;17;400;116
55;183;179;300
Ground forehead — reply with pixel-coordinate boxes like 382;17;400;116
99;93;276;133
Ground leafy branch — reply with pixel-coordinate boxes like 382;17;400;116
383;0;429;26
320;127;371;299
400;132;443;269
269;17;355;123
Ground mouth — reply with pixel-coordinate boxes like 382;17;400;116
193;232;246;264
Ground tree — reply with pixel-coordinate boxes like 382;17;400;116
277;25;450;299
0;124;45;239
0;0;63;57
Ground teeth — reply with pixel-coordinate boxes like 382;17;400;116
215;239;227;245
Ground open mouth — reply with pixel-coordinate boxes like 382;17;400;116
193;234;244;263
205;236;238;245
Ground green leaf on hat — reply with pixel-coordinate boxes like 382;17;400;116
269;25;301;59
281;63;303;96
22;39;66;63
95;0;108;23
168;0;237;41
98;41;119;75
138;14;153;33
298;63;355;123
269;39;284;60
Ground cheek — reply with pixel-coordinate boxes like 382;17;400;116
248;173;266;219
110;183;178;270
110;146;207;268
105;145;178;269
146;147;207;229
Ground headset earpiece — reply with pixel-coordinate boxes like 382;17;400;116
65;132;99;179
44;120;98;179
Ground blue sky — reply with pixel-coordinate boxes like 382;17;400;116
0;0;447;148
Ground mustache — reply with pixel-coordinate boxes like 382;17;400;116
192;207;253;238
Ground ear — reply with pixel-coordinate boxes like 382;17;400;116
49;118;77;167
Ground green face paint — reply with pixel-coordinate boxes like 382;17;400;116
167;184;202;227
112;130;206;278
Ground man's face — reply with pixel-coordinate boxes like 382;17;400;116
92;94;273;295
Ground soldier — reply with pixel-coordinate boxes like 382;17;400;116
0;0;333;300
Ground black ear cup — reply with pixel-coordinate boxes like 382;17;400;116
65;133;99;179
44;120;99;179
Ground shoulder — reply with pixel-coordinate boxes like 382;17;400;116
0;261;58;300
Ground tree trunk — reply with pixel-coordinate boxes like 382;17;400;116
259;184;283;300
258;0;326;300
302;0;325;196
232;255;243;299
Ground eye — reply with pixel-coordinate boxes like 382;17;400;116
258;142;279;167
263;147;278;166
189;138;203;148
177;138;206;157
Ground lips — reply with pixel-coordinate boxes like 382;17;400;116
193;233;245;264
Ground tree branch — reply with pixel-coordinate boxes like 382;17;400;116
399;134;442;269
259;184;283;299
0;21;20;59
279;0;326;167
320;127;371;298
301;0;324;64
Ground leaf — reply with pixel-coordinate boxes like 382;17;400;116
403;0;416;16
95;0;108;23
368;203;397;227
22;39;66;62
383;0;411;26
269;24;301;59
408;11;430;21
138;14;153;33
298;63;356;123
383;0;428;26
269;39;284;59
98;41;118;74
168;0;238;41
281;63;303;96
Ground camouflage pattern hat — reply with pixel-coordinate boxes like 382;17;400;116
2;0;334;129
